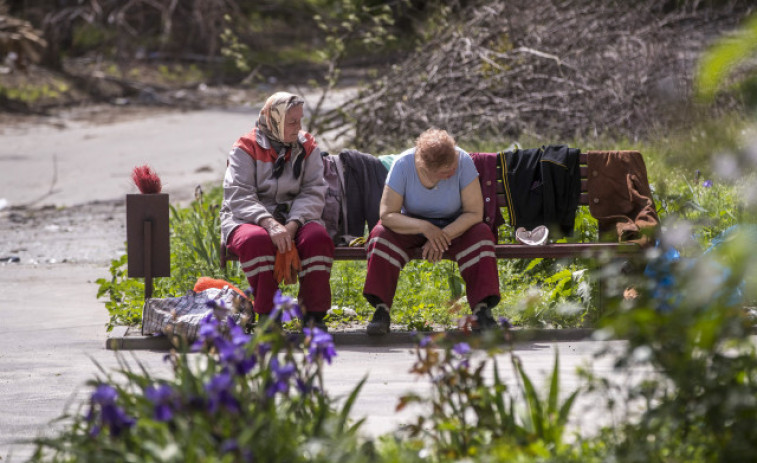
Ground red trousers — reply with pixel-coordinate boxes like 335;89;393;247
363;222;500;309
227;222;334;314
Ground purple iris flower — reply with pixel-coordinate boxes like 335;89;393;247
205;372;239;414
145;384;175;422
452;342;471;356
192;313;221;351
258;342;271;358
100;404;136;437
419;335;433;347
266;357;296;397
703;179;713;188
304;327;337;364
90;384;117;406
227;318;251;346
296;377;311;394
87;384;136;437
217;339;257;376
221;440;254;462
221;439;239;454
212;319;257;376
271;291;302;322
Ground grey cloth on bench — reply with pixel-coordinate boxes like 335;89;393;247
321;153;348;242
500;145;581;237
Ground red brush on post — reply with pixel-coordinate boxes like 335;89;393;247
127;164;168;300
132;164;162;194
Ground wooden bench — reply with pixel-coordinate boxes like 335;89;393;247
220;152;643;268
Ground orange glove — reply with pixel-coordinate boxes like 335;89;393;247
286;248;301;285
274;250;288;284
274;248;301;285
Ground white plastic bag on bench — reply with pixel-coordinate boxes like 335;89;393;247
141;287;249;343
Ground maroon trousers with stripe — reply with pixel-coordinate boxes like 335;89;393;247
227;222;334;314
363;222;500;309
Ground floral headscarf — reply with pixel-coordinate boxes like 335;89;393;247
257;91;304;143
256;92;306;178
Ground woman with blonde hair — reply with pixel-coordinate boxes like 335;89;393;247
363;128;500;335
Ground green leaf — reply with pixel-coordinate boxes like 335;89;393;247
696;13;757;100
547;351;560;417
515;358;544;436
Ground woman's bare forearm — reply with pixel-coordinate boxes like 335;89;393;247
381;212;432;235
443;211;482;240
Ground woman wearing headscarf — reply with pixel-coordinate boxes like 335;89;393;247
220;92;333;329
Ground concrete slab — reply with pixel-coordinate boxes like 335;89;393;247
106;324;595;350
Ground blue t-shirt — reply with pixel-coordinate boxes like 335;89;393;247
386;147;478;225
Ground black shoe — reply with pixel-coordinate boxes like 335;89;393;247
472;305;497;332
366;305;391;336
303;312;328;332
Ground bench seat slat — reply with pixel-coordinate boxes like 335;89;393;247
330;242;640;261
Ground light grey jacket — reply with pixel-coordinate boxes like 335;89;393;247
220;129;326;244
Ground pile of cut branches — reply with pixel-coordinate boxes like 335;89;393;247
320;0;753;152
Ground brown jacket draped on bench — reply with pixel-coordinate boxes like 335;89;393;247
586;150;659;247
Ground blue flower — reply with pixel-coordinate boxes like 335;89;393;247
212;319;256;375
419;335;433;347
90;384;117;406
205;372;239;414
258;342;271;358
217;340;257;377
227;318;251;346
87;384;136;437
703;179;713;188
452;342;471;356
296;377;312;394
304;327;337;364
271;291;302;322
145;384;175;422
192;313;221;351
266;357;296;397
221;439;239;454
221;439;254;462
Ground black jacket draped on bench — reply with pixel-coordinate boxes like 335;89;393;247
499;145;581;237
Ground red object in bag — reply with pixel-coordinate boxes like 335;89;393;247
193;277;248;299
